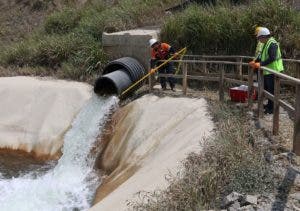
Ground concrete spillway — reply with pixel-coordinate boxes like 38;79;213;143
0;93;119;210
91;95;214;210
0;77;214;210
0;77;92;158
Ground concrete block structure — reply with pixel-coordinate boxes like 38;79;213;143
102;27;160;70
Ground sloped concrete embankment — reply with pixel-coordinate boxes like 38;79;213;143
91;94;214;210
0;76;92;159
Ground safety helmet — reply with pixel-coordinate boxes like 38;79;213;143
257;27;270;38
149;38;158;47
254;26;262;35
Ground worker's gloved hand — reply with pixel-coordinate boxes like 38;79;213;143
248;60;255;67
252;62;261;69
173;52;179;59
150;69;156;74
249;61;261;69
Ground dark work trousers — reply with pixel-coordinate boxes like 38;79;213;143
264;74;274;112
157;62;175;89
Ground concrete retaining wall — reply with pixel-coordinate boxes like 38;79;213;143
102;27;160;70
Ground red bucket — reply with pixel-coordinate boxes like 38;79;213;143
229;86;257;103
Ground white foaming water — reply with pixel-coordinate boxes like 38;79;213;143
0;95;118;211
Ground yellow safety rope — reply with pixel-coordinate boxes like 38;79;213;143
175;48;187;75
120;47;187;97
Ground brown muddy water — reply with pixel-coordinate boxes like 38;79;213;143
0;150;56;179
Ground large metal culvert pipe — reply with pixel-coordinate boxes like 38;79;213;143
94;57;146;97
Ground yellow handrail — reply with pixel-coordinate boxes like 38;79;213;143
120;47;187;97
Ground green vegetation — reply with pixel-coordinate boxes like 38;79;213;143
128;99;276;210
162;0;300;57
44;8;80;34
0;0;299;81
0;0;179;81
0;33;104;80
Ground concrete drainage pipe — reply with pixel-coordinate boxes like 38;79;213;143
94;57;146;97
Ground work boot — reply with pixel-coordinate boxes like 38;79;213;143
264;103;273;114
264;108;273;114
170;85;175;92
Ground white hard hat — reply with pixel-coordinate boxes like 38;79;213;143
149;38;158;47
257;27;270;37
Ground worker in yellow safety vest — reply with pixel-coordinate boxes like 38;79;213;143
249;27;284;114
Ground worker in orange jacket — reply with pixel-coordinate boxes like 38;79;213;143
149;38;176;91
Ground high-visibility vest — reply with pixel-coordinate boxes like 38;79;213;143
261;37;284;75
254;41;264;60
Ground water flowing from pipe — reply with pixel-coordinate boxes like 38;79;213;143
0;95;118;211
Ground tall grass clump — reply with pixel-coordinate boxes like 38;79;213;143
162;0;300;58
77;0;180;39
128;102;276;210
1;33;106;80
44;8;81;34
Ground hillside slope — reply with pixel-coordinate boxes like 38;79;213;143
0;0;88;47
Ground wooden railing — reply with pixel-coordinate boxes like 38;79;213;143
151;56;300;155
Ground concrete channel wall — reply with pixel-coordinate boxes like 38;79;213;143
102;27;160;70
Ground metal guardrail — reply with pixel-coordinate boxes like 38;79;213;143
151;56;300;155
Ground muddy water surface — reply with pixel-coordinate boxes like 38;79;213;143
0;150;56;179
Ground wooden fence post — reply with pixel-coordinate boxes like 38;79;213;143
293;64;300;155
248;66;254;108
273;76;280;135
148;74;153;92
192;57;196;71
182;62;188;95
257;68;264;119
238;57;243;80
219;64;225;102
203;59;207;74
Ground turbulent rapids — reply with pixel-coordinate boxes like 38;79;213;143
0;95;118;211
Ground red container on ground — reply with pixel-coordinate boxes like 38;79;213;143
229;86;257;103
